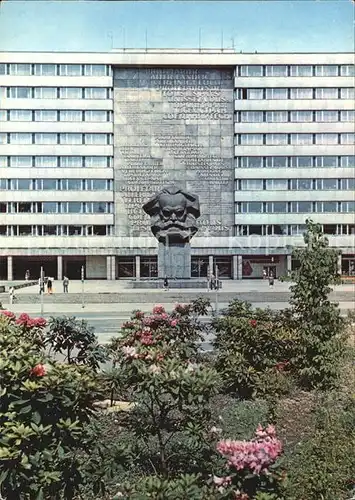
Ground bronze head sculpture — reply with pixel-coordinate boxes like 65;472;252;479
143;185;200;244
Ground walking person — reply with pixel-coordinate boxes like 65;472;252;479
63;276;69;293
268;272;275;288
163;275;169;291
25;269;30;281
9;286;15;305
47;277;53;295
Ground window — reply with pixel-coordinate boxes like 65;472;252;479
0;226;7;235
265;111;288;122
240;179;263;190
41;179;57;190
323;224;338;235
9;64;32;76
60;133;83;145
67;202;82;213
0;64;6;75
265;88;288;99
247;89;264;100
315;156;338;168
34;110;57;121
239;65;263;77
59;110;82;122
341;156;355;167
340;178;355;190
291;134;313;145
315;111;339;122
240;111;264;123
0;180;7;190
85;156;109;168
34;87;57;99
43;225;57;235
239;157;263;168
92;202;107;213
9;87;32;98
0;134;7;145
239;134;263;146
290;224;307;235
9;110;32;121
289;88;313;99
291;179;312;190
59;64;82;76
341;201;355;213
341;88;355;99
18;226;33;236
315;88;339;99
68;226;84;236
35;156;58;168
0;203;7;213
60;156;83;168
0;157;8;167
84;64;107;76
65;179;82;190
13;179;31;190
266;134;288;145
59;87;83;99
291;201;312;213
316;179;338;190
340;133;355;145
340;110;355;122
34;64;57;76
84;87;107;99
290;111;313;122
265;179;288;190
0;110;6;121
266;202;288;213
265;65;288;77
84;134;108;145
266;157;288;168
84;110;108;122
10;133;32;145
42;202;57;213
340;65;355;76
316;201;338;213
18;202;32;213
293;155;313;168
290;65;313;77
315;134;339;145
10;156;32;167
241;202;263;213
35;133;58;145
91;179;108;190
315;65;338;77
248;225;263;235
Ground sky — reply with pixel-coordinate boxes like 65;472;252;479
0;0;353;53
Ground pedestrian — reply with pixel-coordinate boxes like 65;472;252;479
9;286;15;305
63;276;69;293
210;274;215;290
163;275;169;291
25;269;30;281
263;269;267;280
268;272;274;288
47;277;53;294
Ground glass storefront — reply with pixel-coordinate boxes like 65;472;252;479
191;256;209;278
116;257;135;279
140;257;158;278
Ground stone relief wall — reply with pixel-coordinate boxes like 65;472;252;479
113;67;235;237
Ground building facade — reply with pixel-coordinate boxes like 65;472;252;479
0;49;354;280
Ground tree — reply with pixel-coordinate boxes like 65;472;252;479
284;219;346;389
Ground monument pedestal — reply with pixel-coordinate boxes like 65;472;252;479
158;242;191;279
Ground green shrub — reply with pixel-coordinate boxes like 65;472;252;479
0;314;101;500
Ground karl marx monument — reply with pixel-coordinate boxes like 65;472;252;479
143;185;201;280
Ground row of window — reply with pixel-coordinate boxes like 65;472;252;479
0;225;112;237
236;156;355;169
0;109;112;122
236;133;355;146
0;179;113;191
0;202;113;214
0;156;112;168
0;63;110;77
236;110;355;123
235;224;355;236
236;178;355;191
2;87;111;100
0;133;112;145
236;65;354;77
235;87;354;100
235;201;355;214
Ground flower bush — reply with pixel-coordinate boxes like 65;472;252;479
0;313;102;500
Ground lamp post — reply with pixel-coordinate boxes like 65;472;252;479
81;265;85;309
214;264;219;315
40;266;44;316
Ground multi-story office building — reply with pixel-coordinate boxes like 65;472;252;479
0;49;354;280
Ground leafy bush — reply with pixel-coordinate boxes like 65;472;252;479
213;302;295;399
0;313;101;500
283;219;347;390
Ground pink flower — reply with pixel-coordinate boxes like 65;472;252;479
16;313;31;325
141;334;154;346
213;475;232;486
1;310;16;320
134;310;145;319
161;313;168;320
170;319;178;327
30;364;46;377
152;305;165;315
249;319;257;327
122;346;137;358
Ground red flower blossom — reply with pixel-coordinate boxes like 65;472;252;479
30;364;46;377
152;305;165;315
170;319;178;327
134;310;145;319
249;319;257;327
1;310;16;320
275;361;290;372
